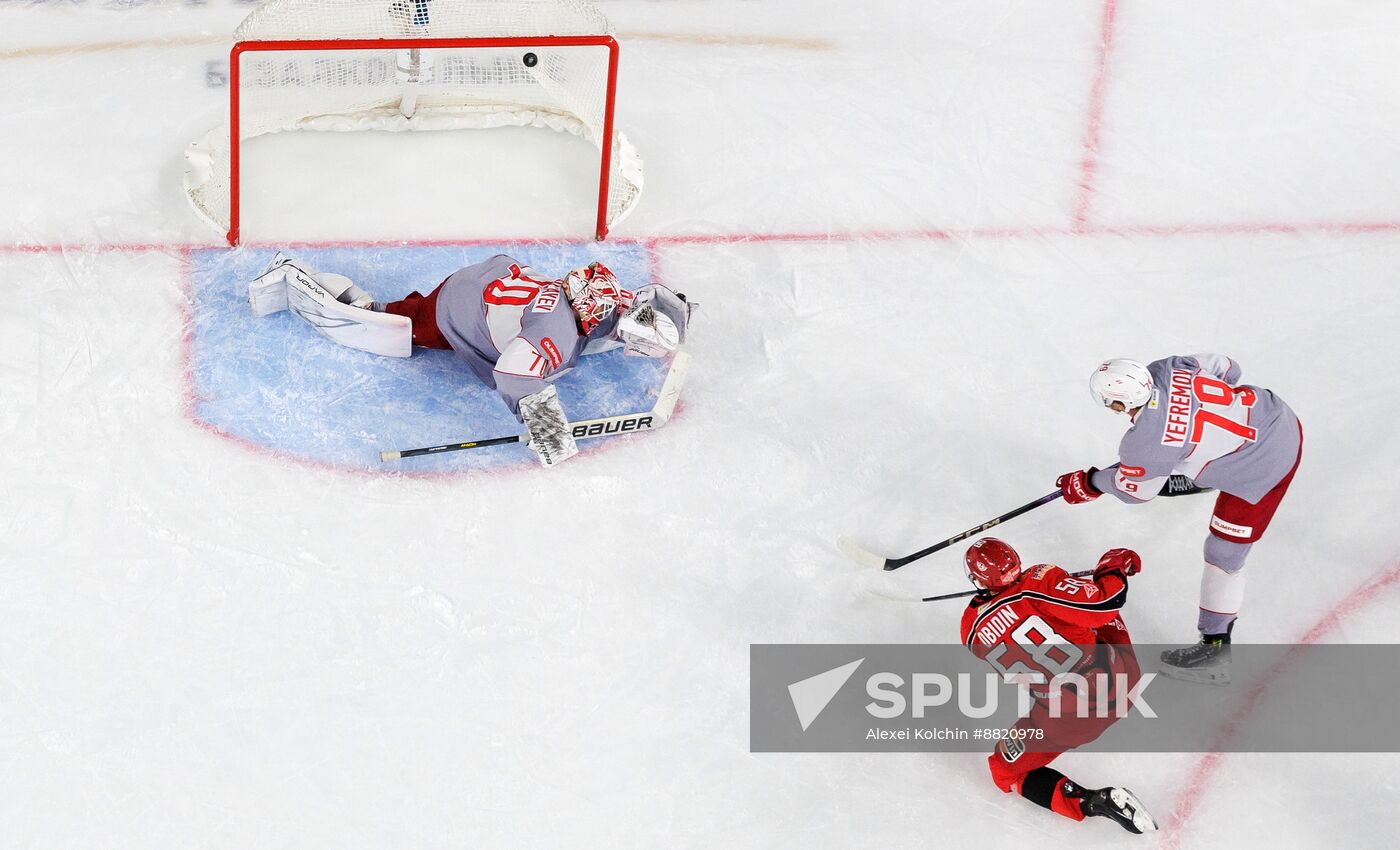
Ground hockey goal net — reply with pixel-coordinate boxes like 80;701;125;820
184;0;644;244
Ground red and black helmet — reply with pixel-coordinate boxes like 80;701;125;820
964;537;1023;592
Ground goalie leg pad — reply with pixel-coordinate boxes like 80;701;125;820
249;255;377;317
248;252;294;317
284;264;411;358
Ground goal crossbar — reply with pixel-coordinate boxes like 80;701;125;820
225;34;621;245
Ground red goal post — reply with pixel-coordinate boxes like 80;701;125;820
184;0;643;245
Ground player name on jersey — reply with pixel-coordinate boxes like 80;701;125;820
971;606;1022;648
1161;368;1193;446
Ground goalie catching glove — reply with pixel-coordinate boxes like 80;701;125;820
617;286;694;357
519;384;579;467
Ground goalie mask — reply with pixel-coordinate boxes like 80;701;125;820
617;285;694;357
564;262;629;334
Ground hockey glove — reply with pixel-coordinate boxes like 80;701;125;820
1094;548;1142;582
1057;468;1101;504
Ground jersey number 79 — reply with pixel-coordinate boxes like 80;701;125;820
1191;375;1258;443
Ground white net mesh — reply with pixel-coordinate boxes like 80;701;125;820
185;0;643;240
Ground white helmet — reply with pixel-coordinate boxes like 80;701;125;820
1089;359;1153;411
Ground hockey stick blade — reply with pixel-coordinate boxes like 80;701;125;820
836;536;889;570
380;351;692;461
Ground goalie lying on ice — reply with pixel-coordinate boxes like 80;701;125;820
247;252;695;467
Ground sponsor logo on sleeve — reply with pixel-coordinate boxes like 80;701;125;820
540;337;563;368
1161;369;1193;446
1114;465;1154;499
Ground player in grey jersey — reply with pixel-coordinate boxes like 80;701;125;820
1056;355;1302;683
245;252;694;467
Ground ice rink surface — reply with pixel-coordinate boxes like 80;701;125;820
3;1;1400;847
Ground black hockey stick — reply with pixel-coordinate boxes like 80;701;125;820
838;474;1210;572
921;569;1095;602
838;491;1064;572
379;352;692;462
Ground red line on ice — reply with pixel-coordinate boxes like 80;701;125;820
1070;0;1122;231
1162;558;1400;846
9;219;1400;256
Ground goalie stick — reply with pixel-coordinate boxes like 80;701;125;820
837;475;1212;572
379;352;691;462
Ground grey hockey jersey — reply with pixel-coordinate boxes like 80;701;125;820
1089;354;1301;504
433;254;624;418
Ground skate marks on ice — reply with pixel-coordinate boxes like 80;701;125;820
183;243;668;473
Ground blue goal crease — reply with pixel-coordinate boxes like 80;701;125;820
186;243;666;473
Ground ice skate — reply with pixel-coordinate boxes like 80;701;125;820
1160;630;1232;685
1069;786;1158;835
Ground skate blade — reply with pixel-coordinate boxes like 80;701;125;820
1158;665;1231;686
1111;788;1158;834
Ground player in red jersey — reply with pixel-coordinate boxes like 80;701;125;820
958;537;1157;835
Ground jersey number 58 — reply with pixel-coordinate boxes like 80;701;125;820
983;615;1085;678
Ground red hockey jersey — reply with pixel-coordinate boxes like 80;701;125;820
959;564;1129;681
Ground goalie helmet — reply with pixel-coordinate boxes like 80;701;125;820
1089;358;1153;412
617;285;693;357
965;537;1024;592
564;262;627;334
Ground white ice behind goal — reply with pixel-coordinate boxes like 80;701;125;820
184;0;644;244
